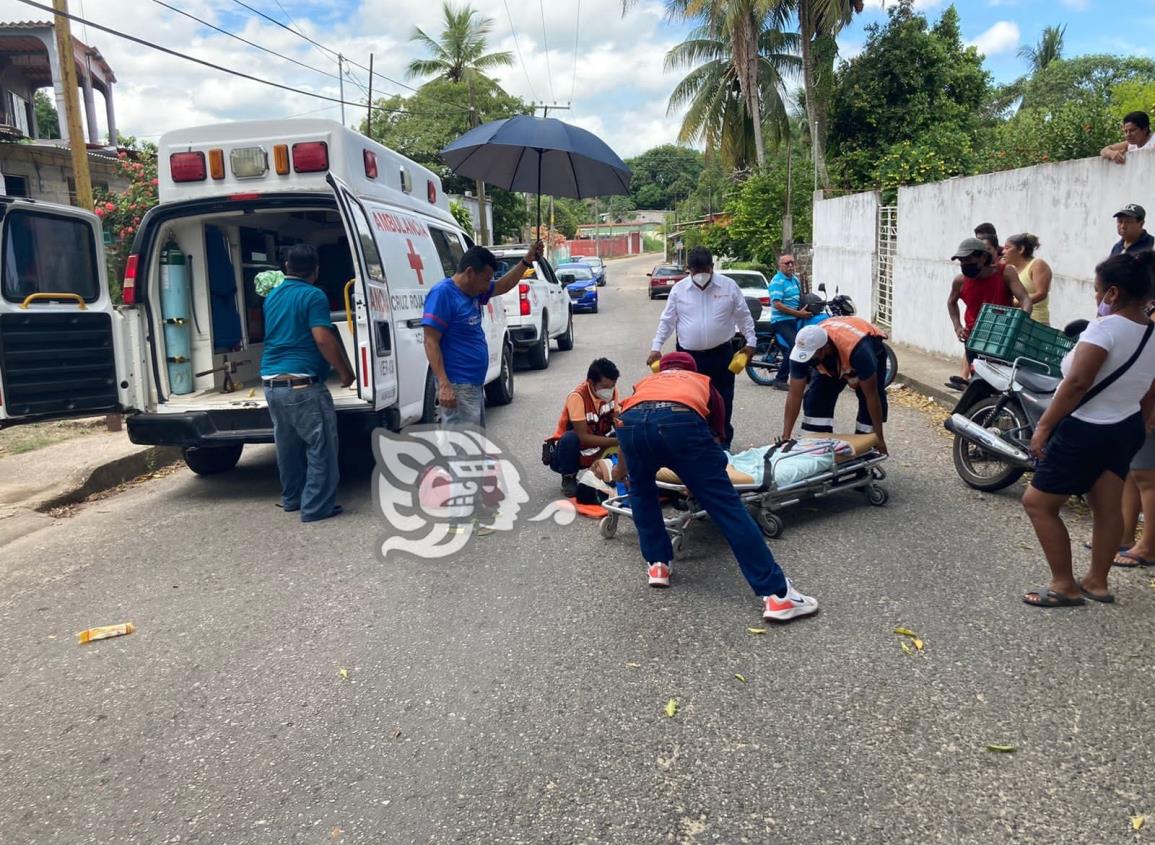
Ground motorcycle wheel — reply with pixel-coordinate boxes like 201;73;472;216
951;395;1027;491
883;343;898;389
745;341;781;386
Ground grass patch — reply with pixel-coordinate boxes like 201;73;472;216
0;418;110;458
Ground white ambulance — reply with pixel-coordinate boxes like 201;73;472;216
0;119;516;474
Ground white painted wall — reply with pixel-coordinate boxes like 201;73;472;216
811;190;878;312
814;152;1155;359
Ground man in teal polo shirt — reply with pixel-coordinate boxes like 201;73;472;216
262;244;355;523
423;241;543;427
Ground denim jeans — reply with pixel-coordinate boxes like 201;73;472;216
438;381;486;428
677;340;736;449
616;405;788;597
264;383;339;522
549;430;584;476
771;319;800;384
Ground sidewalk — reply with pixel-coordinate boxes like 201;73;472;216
0;431;179;547
890;342;964;409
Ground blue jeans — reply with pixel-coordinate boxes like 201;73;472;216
549;430;584;476
771;319;800;383
264;383;339;521
439;381;486;428
616;405;788;597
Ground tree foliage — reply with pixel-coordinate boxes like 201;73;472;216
93;143;158;301
626;145;704;209
723;147;814;264
407;1;513;84
827;1;990;191
33;90;60;139
1020;55;1155;112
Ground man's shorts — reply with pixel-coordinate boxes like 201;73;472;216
1032;412;1144;495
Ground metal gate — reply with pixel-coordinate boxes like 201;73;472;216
873;206;897;329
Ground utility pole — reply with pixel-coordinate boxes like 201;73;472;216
366;54;373;136
594;197;600;259
52;0;92;211
338;55;346;125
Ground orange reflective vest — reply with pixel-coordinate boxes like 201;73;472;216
620;370;712;419
548;381;617;451
817;317;887;381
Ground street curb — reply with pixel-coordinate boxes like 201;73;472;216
894;373;958;411
34;445;183;513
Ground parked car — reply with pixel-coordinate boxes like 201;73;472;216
647;263;685;299
489;246;575;370
557;263;599;313
727;269;772;326
583;255;607;286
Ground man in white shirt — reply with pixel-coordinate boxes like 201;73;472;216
1101;111;1155;164
646;246;757;448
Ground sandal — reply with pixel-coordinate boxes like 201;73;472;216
1023;585;1085;608
948;375;969;387
1078;583;1116;604
1113;551;1155;568
1083;542;1129;552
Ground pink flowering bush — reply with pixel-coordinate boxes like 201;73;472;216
94;142;158;301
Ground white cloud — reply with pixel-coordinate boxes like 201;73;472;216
968;21;1021;56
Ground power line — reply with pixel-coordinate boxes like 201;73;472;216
538;0;555;102
570;0;581;104
148;0;344;83
502;0;537;101
264;0;371;99
15;0;465;119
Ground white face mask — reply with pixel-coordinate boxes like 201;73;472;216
691;272;712;287
594;387;615;401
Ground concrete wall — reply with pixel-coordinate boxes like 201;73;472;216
811;190;878;314
813;152;1155;358
0;145;127;205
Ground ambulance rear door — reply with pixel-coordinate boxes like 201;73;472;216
0;197;139;426
327;175;398;411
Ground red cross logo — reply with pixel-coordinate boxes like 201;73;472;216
406;239;425;285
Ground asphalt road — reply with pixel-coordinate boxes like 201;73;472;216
2;253;1154;844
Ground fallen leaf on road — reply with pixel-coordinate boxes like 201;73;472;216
625;662;641;668
1148;579;1155;590
900;642;914;656
734;674;747;683
664;698;678;718
986;744;1017;753
338;668;349;680
746;627;766;635
913;638;925;651
330;827;344;840
894;627;918;638
392;729;402;738
1132;815;1146;831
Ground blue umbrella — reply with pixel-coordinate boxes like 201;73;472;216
440;115;632;233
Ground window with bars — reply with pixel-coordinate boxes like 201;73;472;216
873;206;897;328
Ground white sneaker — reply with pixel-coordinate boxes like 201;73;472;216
762;580;818;622
647;562;671;587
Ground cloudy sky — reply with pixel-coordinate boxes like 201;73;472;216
2;0;1150;158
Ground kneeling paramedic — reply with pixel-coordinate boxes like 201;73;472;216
780;317;890;454
544;358;621;498
614;352;818;622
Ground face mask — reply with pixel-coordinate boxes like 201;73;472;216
1097;300;1112;317
959;263;983;279
691;272;711;287
594;387;614;401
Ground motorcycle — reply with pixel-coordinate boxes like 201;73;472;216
744;284;899;389
944;357;1058;490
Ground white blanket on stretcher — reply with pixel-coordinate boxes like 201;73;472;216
725;438;853;488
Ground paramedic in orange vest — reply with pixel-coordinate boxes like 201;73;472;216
614;352;819;623
545;357;621;497
780;317;890;455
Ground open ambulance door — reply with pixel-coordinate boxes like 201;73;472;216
0;197;139;427
327;175;398;414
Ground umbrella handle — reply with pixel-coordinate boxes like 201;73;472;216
536;151;543;238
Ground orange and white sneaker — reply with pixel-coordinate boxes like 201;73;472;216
647;562;671;588
762;580;818;622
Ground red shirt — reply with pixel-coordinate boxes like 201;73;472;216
960;263;1014;330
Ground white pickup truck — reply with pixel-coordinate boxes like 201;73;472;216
488;246;574;370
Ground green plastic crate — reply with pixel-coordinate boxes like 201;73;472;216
965;303;1075;373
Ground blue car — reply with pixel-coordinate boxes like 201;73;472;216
558;264;599;313
561;256;606;286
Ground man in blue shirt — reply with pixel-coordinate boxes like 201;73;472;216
423;241;542;427
261;244;355;523
768;254;812;390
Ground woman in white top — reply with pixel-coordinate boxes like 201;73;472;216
1023;251;1155;607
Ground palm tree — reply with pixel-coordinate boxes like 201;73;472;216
408;2;514;244
665;18;799;170
1017;24;1065;75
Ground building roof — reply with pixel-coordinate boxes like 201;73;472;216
0;20;117;84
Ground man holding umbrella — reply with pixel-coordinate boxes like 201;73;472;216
423;240;543;427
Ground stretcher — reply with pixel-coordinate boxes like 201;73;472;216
598;434;889;552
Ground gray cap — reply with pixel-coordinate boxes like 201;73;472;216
951;237;989;260
1114;203;1146;221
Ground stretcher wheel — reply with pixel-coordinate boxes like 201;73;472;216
756;509;784;539
870;466;887;481
671;535;685;555
599;514;619;539
865;484;889;506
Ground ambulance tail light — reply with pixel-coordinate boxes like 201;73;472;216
122;254;139;305
208;148;225;180
230;146;268;178
363;150;378;179
273;144;290;175
427;180;437;204
518;283;530;316
292;141;329;173
170;151;207;182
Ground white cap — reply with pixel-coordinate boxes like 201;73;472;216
790;325;829;364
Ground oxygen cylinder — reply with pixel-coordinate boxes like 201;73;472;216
159;240;194;395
